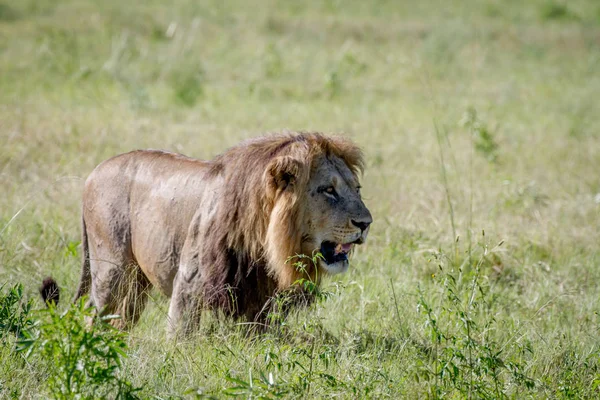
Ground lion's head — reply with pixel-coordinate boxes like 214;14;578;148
238;133;373;288
299;150;372;274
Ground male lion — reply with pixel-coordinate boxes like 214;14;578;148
42;132;372;336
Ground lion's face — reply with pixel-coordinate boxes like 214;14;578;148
302;154;372;274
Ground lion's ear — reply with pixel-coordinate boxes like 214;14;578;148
266;156;304;194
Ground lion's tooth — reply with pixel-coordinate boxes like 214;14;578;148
334;243;343;254
334;243;353;255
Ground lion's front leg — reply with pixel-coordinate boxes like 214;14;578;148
167;262;204;339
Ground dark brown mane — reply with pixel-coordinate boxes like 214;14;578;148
200;132;364;319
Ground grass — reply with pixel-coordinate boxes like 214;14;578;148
1;0;600;397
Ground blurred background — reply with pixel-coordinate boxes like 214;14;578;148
1;0;599;397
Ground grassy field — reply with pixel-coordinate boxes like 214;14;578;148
1;0;600;398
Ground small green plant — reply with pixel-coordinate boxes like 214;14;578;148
461;107;499;163
540;1;578;21
18;298;140;400
267;252;334;328
0;283;34;344
290;251;333;301
325;71;342;98
172;69;205;107
0;3;19;22
417;237;535;399
64;240;80;258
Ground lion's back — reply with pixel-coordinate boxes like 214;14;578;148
82;150;217;295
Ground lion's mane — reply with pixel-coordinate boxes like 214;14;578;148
199;132;364;316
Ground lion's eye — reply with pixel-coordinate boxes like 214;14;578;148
322;186;338;199
356;185;362;193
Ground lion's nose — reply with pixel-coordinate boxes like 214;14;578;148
351;218;371;232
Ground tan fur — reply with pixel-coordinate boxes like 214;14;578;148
65;132;371;335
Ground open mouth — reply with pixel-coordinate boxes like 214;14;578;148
320;241;355;265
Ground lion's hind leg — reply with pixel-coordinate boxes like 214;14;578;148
108;263;152;330
89;253;152;330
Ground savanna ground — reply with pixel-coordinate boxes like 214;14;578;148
1;0;600;398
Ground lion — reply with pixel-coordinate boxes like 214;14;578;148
41;132;372;336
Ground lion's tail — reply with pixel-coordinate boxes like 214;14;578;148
39;277;60;305
73;212;92;302
40;214;91;307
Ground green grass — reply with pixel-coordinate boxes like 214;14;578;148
1;0;600;397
